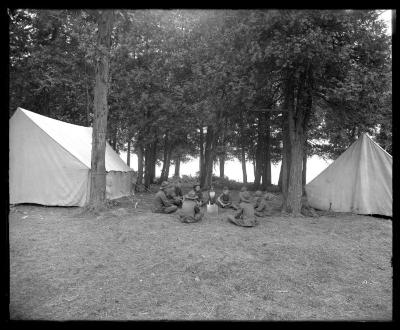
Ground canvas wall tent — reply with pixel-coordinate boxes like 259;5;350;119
305;133;392;217
10;107;134;207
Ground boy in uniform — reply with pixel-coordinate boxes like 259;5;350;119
254;190;271;217
193;183;206;206
238;186;248;203
152;181;178;214
216;186;239;210
226;191;257;227
166;179;183;208
178;190;204;223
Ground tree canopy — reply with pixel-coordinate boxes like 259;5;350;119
9;9;392;213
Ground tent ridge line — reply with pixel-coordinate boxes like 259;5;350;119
18;108;133;172
19;108;91;170
363;133;392;158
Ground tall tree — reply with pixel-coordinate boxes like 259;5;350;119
88;10;114;209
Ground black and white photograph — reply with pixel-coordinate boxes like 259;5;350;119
8;8;393;321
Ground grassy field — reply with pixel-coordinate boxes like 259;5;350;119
9;189;392;320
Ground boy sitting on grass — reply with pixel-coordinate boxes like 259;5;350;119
166;179;183;208
216;186;239;210
238;186;248;203
177;190;204;223
152;181;178;214
254;190;271;217
226;191;257;227
193;182;206;207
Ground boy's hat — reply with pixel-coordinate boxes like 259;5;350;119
241;191;252;202
185;190;197;200
255;190;263;197
160;181;170;190
240;186;247;192
193;182;201;188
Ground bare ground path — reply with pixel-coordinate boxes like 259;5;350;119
9;192;392;320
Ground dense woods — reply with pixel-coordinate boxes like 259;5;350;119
9;9;392;214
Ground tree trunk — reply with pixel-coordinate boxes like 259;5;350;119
199;126;205;185
261;155;271;189
282;65;313;214
143;141;157;187
127;138;131;167
85;74;91;126
219;155;225;178
160;137;173;183
284;133;303;214
144;145;152;187
253;159;256;182
278;160;283;189
112;127;117;152
254;116;264;188
136;144;143;185
261;113;271;189
88;10;114;209
241;145;247;184
165;147;172;179
204;126;215;188
174;155;181;178
150;140;157;183
281;109;291;202
302;151;307;195
143;147;149;187
160;133;169;182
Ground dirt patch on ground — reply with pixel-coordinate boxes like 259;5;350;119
9;192;392;320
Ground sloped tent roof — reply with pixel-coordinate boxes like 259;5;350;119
17;108;132;172
10;108;133;206
305;133;392;217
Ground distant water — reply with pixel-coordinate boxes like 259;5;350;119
119;152;333;184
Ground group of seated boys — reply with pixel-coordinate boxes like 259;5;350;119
152;180;275;227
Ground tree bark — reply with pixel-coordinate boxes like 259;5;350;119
281;112;291;198
150;140;157;183
254;116;264;188
282;64;313;214
302;151;307;195
283;73;302;215
284;132;303;214
88;10;114;209
160;134;173;182
144;145;151;187
241;145;247;184
165;148;172;179
174;154;181;178
112;127;117;152
261;113;271;189
253;159;256;182
85;72;91;126
127;138;131;167
219;155;225;178
136;144;143;185
160;133;169;182
199;126;205;185
261;154;271;188
278;160;283;189
204;126;215;188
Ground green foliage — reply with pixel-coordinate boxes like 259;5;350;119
9;9;392;170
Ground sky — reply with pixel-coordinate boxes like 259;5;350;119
118;10;392;185
379;9;393;35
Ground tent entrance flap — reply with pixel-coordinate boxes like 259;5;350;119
106;171;133;200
